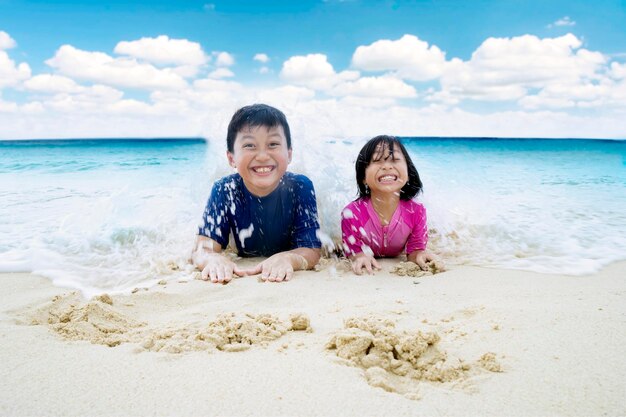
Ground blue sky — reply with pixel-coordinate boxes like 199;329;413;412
1;0;625;139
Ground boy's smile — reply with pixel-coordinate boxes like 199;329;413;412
227;125;292;197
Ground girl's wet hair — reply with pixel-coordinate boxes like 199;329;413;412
227;104;292;152
355;135;422;200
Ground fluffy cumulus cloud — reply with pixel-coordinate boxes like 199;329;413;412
0;31;17;50
435;34;609;106
254;53;269;63
3;31;626;139
45;45;188;90
351;34;446;81
208;68;235;79
114;35;208;67
330;75;417;98
0;32;31;88
23;74;83;93
215;51;235;67
280;53;359;90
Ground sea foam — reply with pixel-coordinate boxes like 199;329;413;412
0;138;624;295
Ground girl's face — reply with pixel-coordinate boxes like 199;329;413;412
364;143;408;197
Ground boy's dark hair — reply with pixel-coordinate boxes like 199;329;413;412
355;135;422;201
226;104;292;152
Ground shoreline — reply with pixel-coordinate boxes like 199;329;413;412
1;261;625;416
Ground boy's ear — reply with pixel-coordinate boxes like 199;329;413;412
226;151;236;168
288;148;292;164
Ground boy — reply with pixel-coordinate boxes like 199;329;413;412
192;104;321;284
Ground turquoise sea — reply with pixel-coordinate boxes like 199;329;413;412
1;138;624;296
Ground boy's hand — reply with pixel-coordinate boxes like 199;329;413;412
351;253;381;275
243;252;305;282
200;253;246;284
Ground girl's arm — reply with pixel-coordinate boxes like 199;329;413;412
342;204;380;275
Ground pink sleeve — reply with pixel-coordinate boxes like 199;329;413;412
341;202;365;257
406;203;428;254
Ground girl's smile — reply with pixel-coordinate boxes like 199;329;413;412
364;144;408;195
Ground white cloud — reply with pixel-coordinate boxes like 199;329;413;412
0;31;17;50
550;16;576;27
193;78;243;92
0;51;31;88
280;53;359;90
330;75;417;98
46;45;188;90
435;34;606;104
114;35;208;67
208;68;235;79
24;74;83;93
254;53;270;63
351;34;446;81
259;66;270;74
215;51;235;67
609;62;626;79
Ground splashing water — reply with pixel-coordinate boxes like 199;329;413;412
0;137;624;295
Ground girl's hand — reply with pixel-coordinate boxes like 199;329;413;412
351;253;381;275
408;250;442;271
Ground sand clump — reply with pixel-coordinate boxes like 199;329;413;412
289;313;311;331
390;260;446;277
30;294;311;354
141;313;292;354
478;352;503;372
326;316;501;399
31;293;145;347
143;312;312;354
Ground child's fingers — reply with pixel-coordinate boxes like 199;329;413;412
209;267;218;283
365;262;373;275
201;265;210;281
372;258;382;270
416;259;428;271
285;269;293;281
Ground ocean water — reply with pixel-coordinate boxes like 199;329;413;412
1;137;624;296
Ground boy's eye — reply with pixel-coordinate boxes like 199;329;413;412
268;142;281;148
242;143;255;149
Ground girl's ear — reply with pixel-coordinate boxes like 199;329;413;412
227;151;236;168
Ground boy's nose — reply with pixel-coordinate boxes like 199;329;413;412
255;149;270;161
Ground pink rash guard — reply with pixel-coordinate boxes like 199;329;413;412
341;198;428;257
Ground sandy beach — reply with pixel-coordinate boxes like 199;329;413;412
1;260;624;417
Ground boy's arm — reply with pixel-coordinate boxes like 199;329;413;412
289;247;321;271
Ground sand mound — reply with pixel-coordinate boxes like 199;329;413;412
31;293;145;347
326;316;501;399
141;313;294;354
31;294;311;354
390;260;446;277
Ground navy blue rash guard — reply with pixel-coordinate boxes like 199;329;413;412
198;172;322;257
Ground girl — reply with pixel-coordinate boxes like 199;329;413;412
341;135;436;275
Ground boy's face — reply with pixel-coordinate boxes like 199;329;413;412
227;124;292;197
